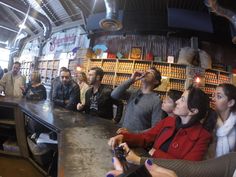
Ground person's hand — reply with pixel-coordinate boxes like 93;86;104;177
20;86;25;93
106;158;178;177
148;148;156;156
130;71;146;83
145;159;178;177
108;135;124;150
116;128;129;134
112;118;119;124
106;157;123;177
77;103;84;110
119;143;141;165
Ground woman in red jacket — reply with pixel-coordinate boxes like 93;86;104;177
108;86;217;164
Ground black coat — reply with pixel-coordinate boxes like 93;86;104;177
83;85;123;122
52;80;80;110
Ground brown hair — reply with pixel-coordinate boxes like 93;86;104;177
78;71;88;84
149;67;162;88
90;67;104;81
31;71;41;83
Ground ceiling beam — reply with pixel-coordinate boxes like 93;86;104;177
34;0;62;26
58;0;80;21
25;19;85;42
2;6;34;35
0;21;18;33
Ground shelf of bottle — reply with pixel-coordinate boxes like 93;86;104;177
169;77;186;81
205;83;218;86
103;70;116;73
116;71;133;74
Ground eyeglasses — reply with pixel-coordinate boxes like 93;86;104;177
134;93;143;105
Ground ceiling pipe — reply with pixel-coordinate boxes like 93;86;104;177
0;0;52;41
99;0;122;31
0;25;18;33
204;0;236;44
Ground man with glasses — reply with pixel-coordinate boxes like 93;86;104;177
52;68;80;110
77;67;123;123
0;61;25;97
111;67;163;132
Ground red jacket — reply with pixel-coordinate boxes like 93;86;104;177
122;116;212;161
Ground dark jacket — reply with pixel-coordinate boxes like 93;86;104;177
83;85;123;122
122;116;212;161
23;83;47;100
52;80;80;110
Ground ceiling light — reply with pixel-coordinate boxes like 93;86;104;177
18;24;26;29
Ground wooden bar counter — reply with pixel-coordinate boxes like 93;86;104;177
0;97;118;177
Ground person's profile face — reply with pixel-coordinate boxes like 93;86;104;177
213;87;230;113
162;96;176;114
88;70;97;85
173;91;190;117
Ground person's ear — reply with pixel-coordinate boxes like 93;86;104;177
189;108;199;116
228;99;235;109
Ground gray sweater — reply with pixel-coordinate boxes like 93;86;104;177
111;79;162;132
140;152;236;177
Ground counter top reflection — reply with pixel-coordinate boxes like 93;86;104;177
0;97;118;177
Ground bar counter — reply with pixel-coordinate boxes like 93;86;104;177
0;96;118;177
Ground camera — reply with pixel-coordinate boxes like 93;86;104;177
114;146;126;162
114;146;128;171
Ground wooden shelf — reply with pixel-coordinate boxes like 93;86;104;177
169;77;186;81
0;119;15;125
205;83;218;86
0;149;21;156
86;58;232;92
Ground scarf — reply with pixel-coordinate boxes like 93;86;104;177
216;112;236;157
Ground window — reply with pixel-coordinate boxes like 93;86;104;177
0;48;10;69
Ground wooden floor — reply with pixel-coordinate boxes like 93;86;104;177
0;155;44;177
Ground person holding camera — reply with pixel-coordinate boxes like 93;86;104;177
106;153;236;177
111;67;163;133
109;86;217;163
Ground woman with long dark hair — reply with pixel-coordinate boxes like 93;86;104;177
108;86;217;163
210;83;236;157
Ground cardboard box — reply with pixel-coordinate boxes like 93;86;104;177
76;48;93;59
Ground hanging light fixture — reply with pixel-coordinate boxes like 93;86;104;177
99;0;123;31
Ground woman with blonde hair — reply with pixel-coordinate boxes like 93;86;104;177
77;71;89;105
23;71;46;100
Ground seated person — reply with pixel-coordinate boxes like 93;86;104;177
108;86;217;162
111;67;163;133
106;152;236;177
23;71;46;100
210;83;236;158
77;67;123;123
52;68;80;110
